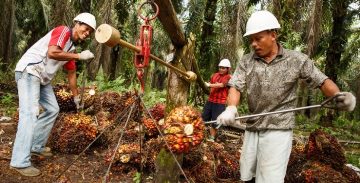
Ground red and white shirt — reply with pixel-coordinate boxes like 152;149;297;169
15;26;76;85
208;72;231;104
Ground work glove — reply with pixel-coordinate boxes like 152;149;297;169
78;50;94;60
205;82;210;87
335;92;356;111
73;95;83;110
216;106;238;127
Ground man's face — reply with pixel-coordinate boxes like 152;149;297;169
249;31;276;58
73;23;94;42
218;67;229;75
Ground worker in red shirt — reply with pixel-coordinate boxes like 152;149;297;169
202;59;232;141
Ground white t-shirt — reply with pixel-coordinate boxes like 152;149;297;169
15;26;76;85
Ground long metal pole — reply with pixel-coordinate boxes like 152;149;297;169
205;94;341;125
205;104;322;124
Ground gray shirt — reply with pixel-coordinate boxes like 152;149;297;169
229;45;328;130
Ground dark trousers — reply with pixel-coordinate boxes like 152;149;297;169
202;101;226;127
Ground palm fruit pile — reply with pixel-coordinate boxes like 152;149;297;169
305;129;346;170
143;138;162;171
104;143;142;173
142;117;158;137
54;84;97;112
149;103;165;121
215;151;240;180
162;106;205;153
142;103;166;137
91;91;142;122
48;113;97;154
48;90;143;154
53;84;77;112
183;143;219;183
285;129;360;183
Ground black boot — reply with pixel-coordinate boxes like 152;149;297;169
245;178;255;183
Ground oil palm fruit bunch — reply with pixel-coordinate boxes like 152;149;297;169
300;161;347;183
92;91;142;122
141;103;165;137
285;146;307;182
104;143;141;165
93;110;114;145
162;106;204;153
149;103;165;121
215;152;240;180
120;91;142;122
48;112;97;154
142;117;159;137
184;143;217;183
54;84;96;112
305;129;345;171
143;138;162;171
54;84;76;112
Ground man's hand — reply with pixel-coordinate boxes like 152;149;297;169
335;92;356;111
73;95;82;110
205;82;210;87
216;106;238;127
78;50;94;60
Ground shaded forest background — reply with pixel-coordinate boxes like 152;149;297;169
0;0;360;144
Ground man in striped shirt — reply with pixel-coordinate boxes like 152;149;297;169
202;59;232;142
10;13;96;176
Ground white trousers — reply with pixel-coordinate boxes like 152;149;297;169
240;130;293;183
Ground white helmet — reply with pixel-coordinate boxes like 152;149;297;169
243;10;280;37
73;12;96;30
218;59;231;68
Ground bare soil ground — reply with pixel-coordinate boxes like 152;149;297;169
0;119;244;183
0;120;140;183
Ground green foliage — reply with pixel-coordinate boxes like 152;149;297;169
95;74;131;93
132;172;141;183
0;93;17;116
0;93;15;106
142;90;166;107
345;153;360;168
280;31;305;51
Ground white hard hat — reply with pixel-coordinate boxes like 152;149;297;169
218;59;231;68
73;12;96;30
243;10;280;37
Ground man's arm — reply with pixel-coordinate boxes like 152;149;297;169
67;69;78;96
319;79;340;97
227;87;241;106
48;46;80;61
208;82;226;88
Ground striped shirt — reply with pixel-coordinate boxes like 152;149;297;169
208;73;231;104
15;26;76;85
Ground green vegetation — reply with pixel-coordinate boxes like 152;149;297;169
0;93;17;116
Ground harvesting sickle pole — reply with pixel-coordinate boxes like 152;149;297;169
205;93;344;129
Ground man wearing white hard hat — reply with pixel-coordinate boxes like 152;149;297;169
216;10;356;183
10;12;96;176
202;59;231;142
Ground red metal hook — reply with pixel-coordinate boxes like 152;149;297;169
134;1;159;93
